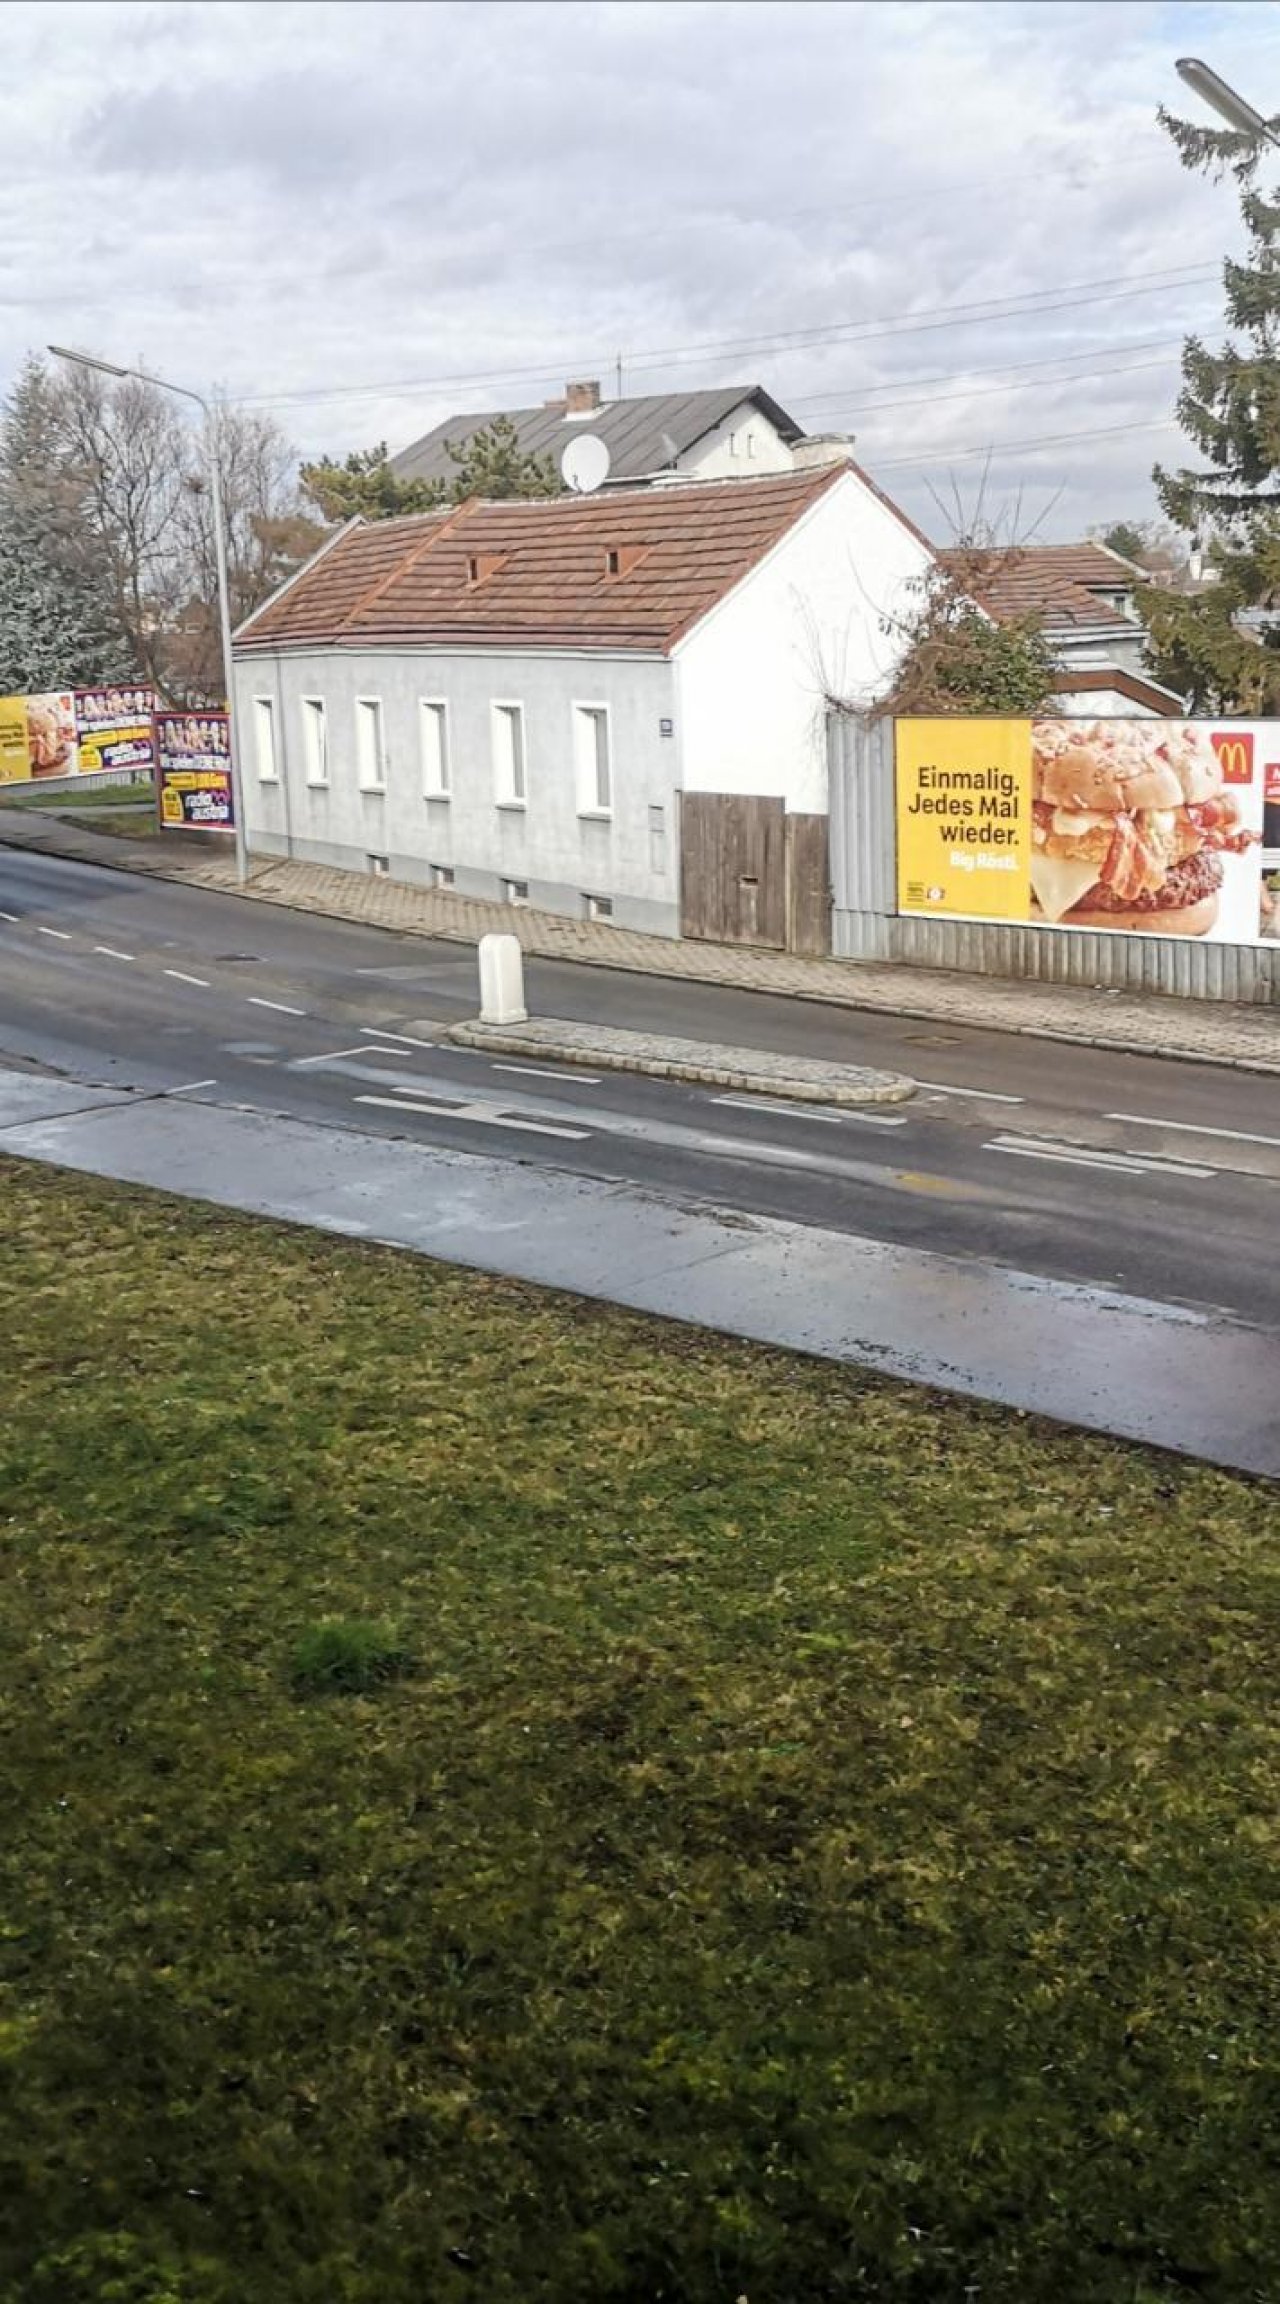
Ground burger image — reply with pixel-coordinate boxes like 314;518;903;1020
1031;720;1257;936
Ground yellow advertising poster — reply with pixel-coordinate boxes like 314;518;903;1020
0;692;78;784
895;718;1032;922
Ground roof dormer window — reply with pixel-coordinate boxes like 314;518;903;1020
604;543;647;580
467;551;506;587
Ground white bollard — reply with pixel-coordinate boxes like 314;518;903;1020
478;932;528;1025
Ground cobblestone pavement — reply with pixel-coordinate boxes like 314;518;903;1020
3;807;1277;1072
449;1018;914;1103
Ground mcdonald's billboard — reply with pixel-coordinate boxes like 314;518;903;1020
896;718;1274;947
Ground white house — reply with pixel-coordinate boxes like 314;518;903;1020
940;541;1187;718
233;461;931;949
391;379;811;492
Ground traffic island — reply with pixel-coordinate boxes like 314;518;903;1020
448;1014;915;1105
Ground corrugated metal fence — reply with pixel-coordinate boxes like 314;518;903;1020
827;711;1279;1006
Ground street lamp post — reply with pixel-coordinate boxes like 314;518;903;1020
48;344;249;886
1175;58;1280;149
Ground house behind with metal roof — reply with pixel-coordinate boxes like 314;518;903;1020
391;379;815;492
234;460;931;947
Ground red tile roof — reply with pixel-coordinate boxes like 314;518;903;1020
237;467;849;656
939;542;1141;633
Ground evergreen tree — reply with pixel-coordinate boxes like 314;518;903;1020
299;442;446;524
0;359;131;690
1144;105;1280;710
446;415;562;500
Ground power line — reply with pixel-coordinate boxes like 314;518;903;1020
786;333;1183;410
871;414;1182;473
803;351;1179;426
239;263;1217;412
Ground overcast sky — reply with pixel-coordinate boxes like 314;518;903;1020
5;0;1278;541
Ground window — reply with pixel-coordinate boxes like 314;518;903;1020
253;697;278;783
648;803;667;875
491;702;526;805
419;699;450;796
300;697;327;786
431;862;455;889
368;853;389;877
585;893;613;922
355;697;386;790
503;878;529;907
606;548;621;576
573;703;611;814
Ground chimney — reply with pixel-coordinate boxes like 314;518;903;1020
565;379;602;414
791;432;857;471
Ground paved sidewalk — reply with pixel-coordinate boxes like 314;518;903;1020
2;805;1277;1073
449;1017;914;1103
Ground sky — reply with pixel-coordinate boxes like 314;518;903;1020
4;0;1278;543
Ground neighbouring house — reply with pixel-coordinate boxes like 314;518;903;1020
391;379;821;492
233;460;931;950
942;541;1187;716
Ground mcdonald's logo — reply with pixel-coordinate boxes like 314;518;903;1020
1210;730;1254;785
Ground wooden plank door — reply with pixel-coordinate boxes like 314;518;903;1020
679;793;786;947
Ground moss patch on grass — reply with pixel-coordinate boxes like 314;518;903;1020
2;1159;1278;2304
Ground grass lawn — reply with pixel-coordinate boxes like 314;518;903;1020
5;780;156;810
3;1161;1278;2304
59;807;161;840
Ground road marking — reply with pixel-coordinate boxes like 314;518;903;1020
0;909;18;922
167;1079;217;1095
165;968;210;988
248;996;307;1016
985;1134;1215;1181
359;1025;438;1050
355;1092;590;1142
710;1092;908;1129
36;925;71;940
292;1045;377;1067
913;1078;1025;1104
492;1061;604;1084
1104;1111;1280;1152
94;944;135;961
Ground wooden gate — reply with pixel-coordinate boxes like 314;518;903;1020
679;793;830;953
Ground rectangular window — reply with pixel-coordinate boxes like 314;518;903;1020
253;696;277;783
431;863;454;889
301;697;327;786
419;699;450;796
586;893;613;921
368;853;389;877
355;697;385;790
504;878;529;907
573;703;611;814
491;702;526;805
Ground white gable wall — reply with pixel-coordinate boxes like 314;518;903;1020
672;468;932;814
676;403;796;480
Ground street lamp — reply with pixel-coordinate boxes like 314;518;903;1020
1175;58;1280;148
48;344;248;886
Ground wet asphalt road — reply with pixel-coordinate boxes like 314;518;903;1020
2;842;1279;1331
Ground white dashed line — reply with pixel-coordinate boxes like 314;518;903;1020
1104;1111;1280;1152
355;1093;590;1141
94;945;135;961
292;1045;377;1066
492;1061;603;1084
168;1079;217;1095
914;1078;1025;1104
985;1134;1214;1181
359;1026;438;1050
36;925;71;940
710;1092;908;1129
165;968;210;988
0;909;18;922
248;996;307;1016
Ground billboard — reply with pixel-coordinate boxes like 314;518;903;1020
75;687;156;775
155;710;234;830
0;686;157;783
0;692;78;783
896;717;1272;946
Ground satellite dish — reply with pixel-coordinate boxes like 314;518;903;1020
561;434;611;493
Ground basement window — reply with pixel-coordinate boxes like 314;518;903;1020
431;863;454;889
368;853;389;877
585;893;614;922
504;878;529;907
